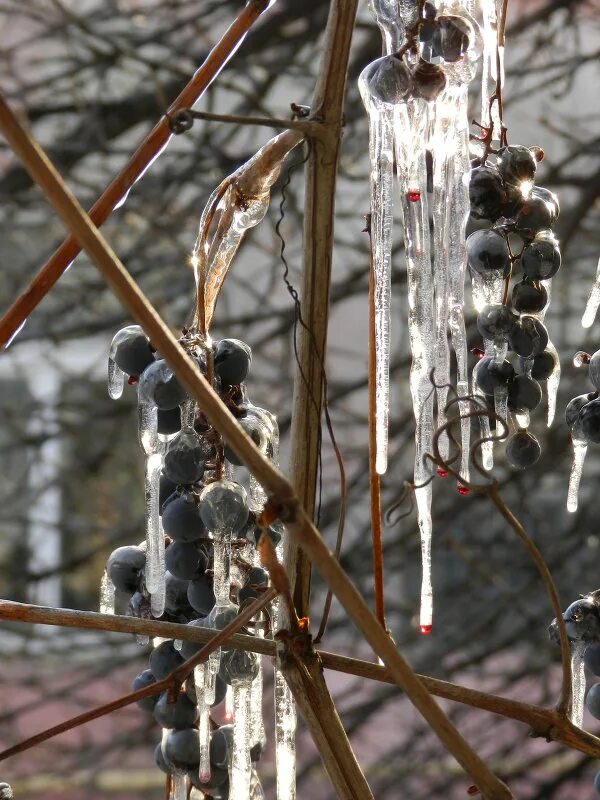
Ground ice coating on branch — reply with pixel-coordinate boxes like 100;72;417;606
231;679;252;798
570;640;586;728
582;257;600;329
99;570;115;615
359;70;396;475
107;357;124;400
567;438;588;513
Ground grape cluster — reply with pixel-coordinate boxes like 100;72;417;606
467;144;561;469
565;350;600;445
106;325;280;798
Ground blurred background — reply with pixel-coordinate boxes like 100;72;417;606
0;0;599;797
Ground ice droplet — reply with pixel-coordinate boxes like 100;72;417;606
107;357;125;400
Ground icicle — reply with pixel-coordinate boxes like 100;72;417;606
212;533;230;606
99;570;115;615
204;666;217;706
181;398;196;428
231;679;252;798
514;410;530;429
582;257;600;329
244;406;275;509
138;402;159;455
273;602;296;800
173;639;182;651
250;770;265;800
570;640;586;728
194;665;212;784
546;340;561;427
107;357;125;400
225;684;234;723
368;0;407;53
250;643;265;749
171;772;188;800
567;438;588;513
359;72;395;475
415;483;433;634
480;0;498;132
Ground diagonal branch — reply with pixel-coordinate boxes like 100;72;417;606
0;0;276;349
0;91;512;798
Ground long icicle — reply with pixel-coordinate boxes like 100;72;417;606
231;679;252;798
582;256;600;329
570;640;587;728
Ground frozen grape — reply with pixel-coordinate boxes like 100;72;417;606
139;359;187;410
496;144;537;186
157;406;181;435
110;325;154;377
162;492;206;542
505;430;541;468
154;690;198;729
507;375;542;413
411;58;446;101
199;480;249;533
473;356;514;394
185;673;227;707
180;617;209;660
164;571;192;615
586;683;600;720
106;545;145;593
466;229;511;277
208;603;238;632
164;727;200;770
245;519;283;548
532;185;559;221
213;339;252;386
224;414;269;466
508;316;548;357
165;541;207;580
210;724;234;769
511;280;547;314
127;590;151;620
525;350;557;381
362;54;412;104
163;430;213;485
133;669;159;711
188;765;229;791
476;304;518;340
247;567;269;587
580;398;600;443
566;393;595;431
149;640;183;680
155;742;174;775
584;643;600;677
589;350;600;390
514;196;554;235
188;574;216;616
469;165;506;221
564;598;600;641
159;473;178;510
520;234;561;280
219;649;260;685
431;14;472;62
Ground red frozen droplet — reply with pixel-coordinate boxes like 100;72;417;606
437;468;448;478
467;786;480;796
457;485;471;496
407;190;421;202
471;347;485;359
419;624;433;635
128;375;138;385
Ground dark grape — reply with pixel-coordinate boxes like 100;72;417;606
164;728;200;770
247;566;269;587
514;196;554;235
508;316;548;357
138;359;187;410
362;55;412;104
214;339;252;386
466;229;511;277
188;765;229;791
586;683;600;720
245;520;283;548
565;393;595;430
110;326;154;377
127;590;151;620
251;741;264;763
523;349;557;381
496;144;537;186
185;673;227;707
505;430;541;468
159;473;178;510
149;640;183;680
164;571;193;615
584;643;600;677
157;406;181;435
165;541;207;580
224;415;269;466
564;598;600;642
431;14;472;62
133;669;159;711
469;165;506;221
163;430;213;485
162;492;206;542
180;617;209;660
520;235;561;280
473;356;514;394
199;481;249;534
154;742;174;775
411;58;446;101
210;725;234;769
594;770;600;795
532;186;559;221
187;574;216;616
511;280;547;314
580;398;600;444
589;350;600;390
219;649;260;685
239;585;260;603
106;545;145;593
153;690;198;729
507;375;542;413
476;304;518;339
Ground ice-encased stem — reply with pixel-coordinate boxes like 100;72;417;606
107;357;124;400
359;77;395;475
570;640;586;728
567;438;588;513
231;679;252;798
195;664;212;783
582;257;600;329
99;571;115;615
172;772;187;800
212;533;230;606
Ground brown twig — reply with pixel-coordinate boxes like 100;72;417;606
0;589;275;763
0;0;275;349
168;108;322;136
0;91;512;798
